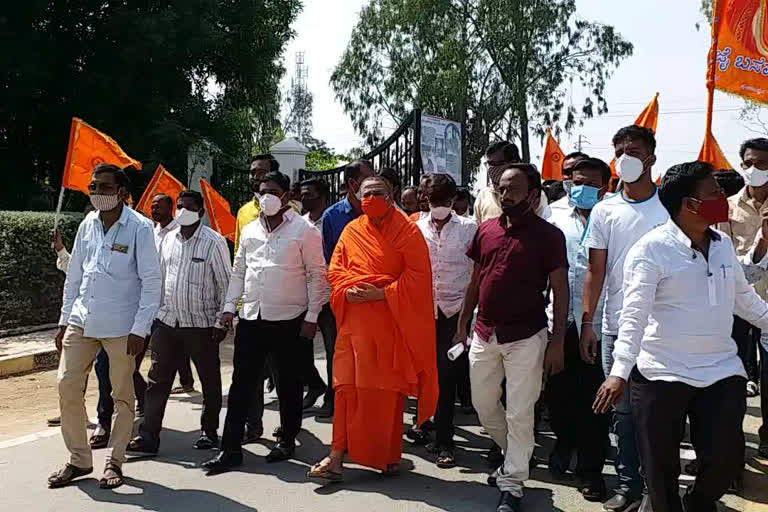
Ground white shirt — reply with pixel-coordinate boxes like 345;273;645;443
224;210;328;323
303;212;323;229
582;189;669;335
60;207;161;338
416;213;478;318
157;224;231;329
56;248;71;273
547;204;604;338
154;219;178;250
549;195;571;213
610;219;768;387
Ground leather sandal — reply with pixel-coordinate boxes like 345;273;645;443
48;463;93;488
436;449;456;469
307;460;343;482
89;426;110;449
99;463;124;489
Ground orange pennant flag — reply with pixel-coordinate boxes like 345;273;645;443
62;118;142;194
541;127;566;180
135;165;186;218
611;93;660;177
710;0;768;105
199;179;236;241
698;129;733;171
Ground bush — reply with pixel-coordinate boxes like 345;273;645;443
0;211;83;329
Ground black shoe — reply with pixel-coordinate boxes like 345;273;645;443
406;427;429;445
497;491;522;512
548;451;569;478
201;452;242;474
302;386;326;410
578;477;607;502
487;443;504;467
126;436;158;457
603;492;642;512
194;432;218;450
759;439;768;458
683;459;698;476
273;426;283;440
316;403;334;418
266;442;295;463
682;488;717;512
487;466;501;487
242;424;263;445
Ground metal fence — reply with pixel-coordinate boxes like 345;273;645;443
211;161;251;212
299;109;423;200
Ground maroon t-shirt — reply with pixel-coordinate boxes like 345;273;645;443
467;212;568;344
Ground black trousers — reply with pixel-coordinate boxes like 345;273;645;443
177;356;194;388
732;315;759;382
222;315;304;454
455;317;472;406
545;322;610;479
631;367;746;512
435;310;460;448
139;321;222;445
299;304;336;394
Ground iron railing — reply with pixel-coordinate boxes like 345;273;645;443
211;161;251;212
299;109;423;200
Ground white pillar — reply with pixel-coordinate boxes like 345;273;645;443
188;142;213;192
270;138;309;186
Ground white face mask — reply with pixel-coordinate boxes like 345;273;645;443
743;165;768;187
90;193;120;212
615;154;646;183
352;180;363;201
175;208;200;227
259;193;283;217
430;205;452;221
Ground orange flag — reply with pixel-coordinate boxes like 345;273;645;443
135;165;186;217
541;127;566;180
199;179;236;241
611;93;660;177
698;129;733;171
62;118;142;194
710;0;768;105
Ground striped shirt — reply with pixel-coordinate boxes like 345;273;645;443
157;224;231;328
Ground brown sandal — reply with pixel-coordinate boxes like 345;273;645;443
307;459;343;482
48;463;93;488
99;463;124;489
89;429;110;450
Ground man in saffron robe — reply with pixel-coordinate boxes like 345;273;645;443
308;176;439;479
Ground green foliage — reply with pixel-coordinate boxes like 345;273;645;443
0;1;302;210
331;0;633;167
304;137;349;171
0;211;83;329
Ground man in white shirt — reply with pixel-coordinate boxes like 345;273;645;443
548;151;590;213
416;173;477;469
545;157;611;502
474;142;550;225
202;171;328;473
581;125;669;511
127;190;231;456
49;164;161;490
594;161;768;512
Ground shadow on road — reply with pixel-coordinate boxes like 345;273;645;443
75;477;258;511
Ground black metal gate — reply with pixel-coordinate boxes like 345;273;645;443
299;109;423;200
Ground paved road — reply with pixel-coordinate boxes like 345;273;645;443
0;336;764;511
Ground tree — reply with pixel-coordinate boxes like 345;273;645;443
331;0;632;171
0;1;301;210
304;137;350;171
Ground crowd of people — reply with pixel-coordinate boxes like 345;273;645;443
44;127;768;512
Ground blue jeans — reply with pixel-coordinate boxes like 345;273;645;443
94;349;112;429
602;334;643;497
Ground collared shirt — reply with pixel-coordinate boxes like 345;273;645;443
416;213;478;318
224;210;328;323
467;212;568;343
547;204;604;338
610;219;768;387
157;224;231;328
235;197;260;253
582;189;669;335
474;187;551;225
548;195;571;213
303;211;323;229
718;186;768;300
154;219;178;250
59;207;161;338
320;197;361;264
56;248;71;273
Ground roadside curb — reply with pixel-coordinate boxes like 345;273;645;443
0;349;58;378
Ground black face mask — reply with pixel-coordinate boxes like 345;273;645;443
502;198;530;219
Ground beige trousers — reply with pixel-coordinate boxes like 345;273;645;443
57;326;135;469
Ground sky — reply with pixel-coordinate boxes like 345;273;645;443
281;0;761;179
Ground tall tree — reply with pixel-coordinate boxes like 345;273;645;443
331;0;632;170
0;0;301;210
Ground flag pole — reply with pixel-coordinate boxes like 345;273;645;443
704;0;721;136
53;186;66;231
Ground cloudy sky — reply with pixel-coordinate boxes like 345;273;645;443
281;0;758;177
